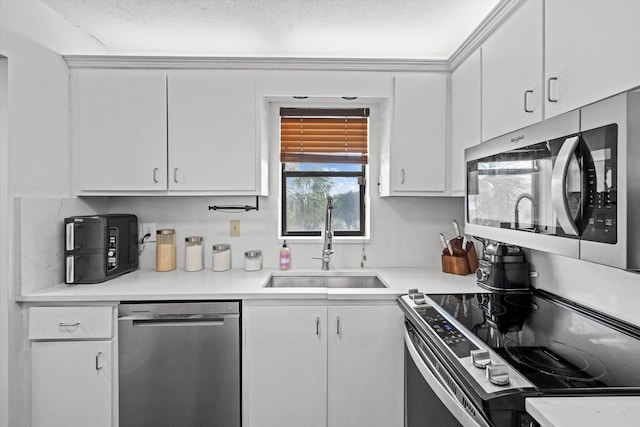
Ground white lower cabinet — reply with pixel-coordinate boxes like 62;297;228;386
244;301;404;427
31;340;113;427
28;306;114;427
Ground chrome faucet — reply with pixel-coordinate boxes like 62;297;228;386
314;196;334;270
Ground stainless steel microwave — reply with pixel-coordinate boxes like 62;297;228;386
465;91;640;270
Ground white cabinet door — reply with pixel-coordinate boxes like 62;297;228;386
545;0;640;118
451;50;482;195
75;69;167;192
31;340;112;427
244;304;327;427
167;71;257;192
385;73;447;195
482;0;543;141
327;304;404;427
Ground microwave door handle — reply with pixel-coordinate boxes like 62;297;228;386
551;136;581;236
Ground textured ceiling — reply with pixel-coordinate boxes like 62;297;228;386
40;0;500;59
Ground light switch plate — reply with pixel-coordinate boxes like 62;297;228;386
230;220;240;237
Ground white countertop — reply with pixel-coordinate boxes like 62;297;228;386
526;397;640;427
18;267;484;302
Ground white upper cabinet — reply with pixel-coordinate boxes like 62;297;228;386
481;0;543;141
72;67;263;195
74;69;168;192
381;73;448;196
545;0;640;118
451;50;482;195
167;70;257;192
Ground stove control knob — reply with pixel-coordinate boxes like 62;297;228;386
476;267;490;282
408;288;419;299
486;363;510;386
413;292;426;305
470;349;491;369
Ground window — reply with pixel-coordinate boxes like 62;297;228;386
280;108;368;237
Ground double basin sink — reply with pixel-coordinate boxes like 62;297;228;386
264;274;387;289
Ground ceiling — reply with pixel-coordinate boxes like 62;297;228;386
40;0;501;59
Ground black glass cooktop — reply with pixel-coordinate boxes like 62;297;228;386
427;291;640;391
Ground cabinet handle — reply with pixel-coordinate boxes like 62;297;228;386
173;168;179;183
336;316;341;335
315;316;320;336
95;352;103;371
58;321;80;328
153;168;159;183
401;169;406;184
547;77;558;103
524;90;534;113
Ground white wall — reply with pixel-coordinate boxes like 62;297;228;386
527;250;640;326
0;0;106;425
107;196;464;271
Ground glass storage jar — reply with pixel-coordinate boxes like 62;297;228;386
244;250;263;272
212;244;231;271
156;229;176;272
184;236;204;272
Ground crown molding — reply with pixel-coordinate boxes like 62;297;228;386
448;0;525;71
64;0;524;73
63;55;450;72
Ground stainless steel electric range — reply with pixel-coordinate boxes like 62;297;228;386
399;289;640;427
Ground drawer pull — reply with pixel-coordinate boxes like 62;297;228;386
58;321;80;328
96;352;103;371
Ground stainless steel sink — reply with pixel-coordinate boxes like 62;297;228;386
264;275;387;288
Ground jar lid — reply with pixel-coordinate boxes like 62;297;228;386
185;236;203;243
212;244;231;250
157;229;175;235
245;250;262;257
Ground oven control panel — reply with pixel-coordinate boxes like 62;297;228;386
415;305;479;358
400;293;535;394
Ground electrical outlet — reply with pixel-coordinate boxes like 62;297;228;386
230;220;240;237
143;222;157;242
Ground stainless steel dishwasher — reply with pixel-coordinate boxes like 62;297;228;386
118;301;240;427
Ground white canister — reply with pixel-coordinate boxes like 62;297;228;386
212;244;231;271
244;250;263;272
184;236;204;272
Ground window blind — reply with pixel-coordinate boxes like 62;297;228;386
280;108;369;164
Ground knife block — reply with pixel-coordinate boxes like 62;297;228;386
441;238;479;276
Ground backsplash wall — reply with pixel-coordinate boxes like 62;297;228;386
107;195;464;270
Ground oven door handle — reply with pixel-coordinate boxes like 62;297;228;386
404;326;490;427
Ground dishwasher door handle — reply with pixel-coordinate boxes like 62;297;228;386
119;315;230;327
132;320;225;327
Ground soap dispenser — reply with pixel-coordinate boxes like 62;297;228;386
279;241;291;270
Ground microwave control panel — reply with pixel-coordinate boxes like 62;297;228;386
581;123;617;244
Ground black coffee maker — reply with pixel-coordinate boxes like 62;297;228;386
475;240;530;292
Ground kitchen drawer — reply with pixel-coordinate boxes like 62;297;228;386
28;306;113;340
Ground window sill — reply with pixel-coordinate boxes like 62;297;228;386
279;236;370;245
